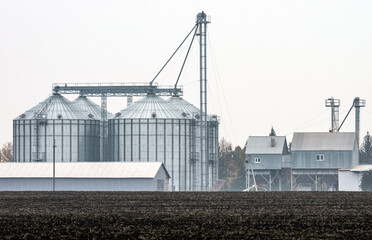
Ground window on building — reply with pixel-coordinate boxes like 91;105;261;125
316;154;325;161
254;157;261;163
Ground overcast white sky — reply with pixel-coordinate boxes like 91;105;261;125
1;0;372;147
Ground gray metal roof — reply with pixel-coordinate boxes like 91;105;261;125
0;162;170;179
291;132;356;151
72;95;114;120
115;94;191;119
167;96;217;121
15;93;92;120
167;96;200;116
349;165;372;172
245;136;288;155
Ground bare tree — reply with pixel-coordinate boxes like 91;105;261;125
0;142;13;162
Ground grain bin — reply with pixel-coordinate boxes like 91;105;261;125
72;95;113;161
72;95;114;120
13;93;100;162
108;93;193;191
167;96;219;191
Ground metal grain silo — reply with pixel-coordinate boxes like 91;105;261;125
13;93;100;162
108;93;193;191
72;95;114;120
72;95;114;161
167;96;219;191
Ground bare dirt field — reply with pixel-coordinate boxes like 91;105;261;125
0;192;372;239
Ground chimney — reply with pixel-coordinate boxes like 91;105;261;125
271;137;276;147
127;96;133;107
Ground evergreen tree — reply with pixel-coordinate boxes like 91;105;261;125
360;132;372;164
360;172;372;191
269;127;276;136
229;146;246;191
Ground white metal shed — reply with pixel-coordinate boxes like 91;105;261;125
0;162;170;191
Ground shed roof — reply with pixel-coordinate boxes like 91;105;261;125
291;132;356;151
245;136;288;155
0;162;170;179
350;165;372;172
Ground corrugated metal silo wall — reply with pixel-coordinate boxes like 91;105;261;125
108;118;192;191
191;120;219;191
13;119;100;162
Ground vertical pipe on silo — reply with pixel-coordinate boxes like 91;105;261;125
138;119;141;161
156;119;158;162
69;121;72;162
61;120;64;162
171;119;174;191
147;119;150;162
29;120;32;162
123;119;126;161
130;119;133;162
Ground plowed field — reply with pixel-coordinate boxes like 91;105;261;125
1;192;372;239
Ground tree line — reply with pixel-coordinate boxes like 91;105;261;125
0;142;12;162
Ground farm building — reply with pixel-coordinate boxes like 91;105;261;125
0;162;170;191
245;136;290;191
108;93;193;192
13;93;100;163
11;12;219;191
13;92;220;191
72;95;113;162
291;132;359;191
245;132;359;191
167;96;219;191
338;165;372;191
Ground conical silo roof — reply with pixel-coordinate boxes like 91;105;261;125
114;94;191;119
167;96;216;121
72;95;114;120
15;93;92;120
167;96;199;116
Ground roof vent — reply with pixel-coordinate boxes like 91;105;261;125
152;112;157;119
271;137;276;147
115;112;121;118
57;114;62;119
19;114;26;118
88;114;94;119
195;114;200;119
182;112;187;117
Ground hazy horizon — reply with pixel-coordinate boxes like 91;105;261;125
1;0;372;147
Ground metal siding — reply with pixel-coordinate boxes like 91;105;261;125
0;178;161;191
338;171;361;191
291;150;354;169
248;154;282;170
